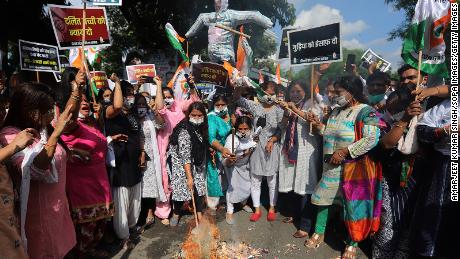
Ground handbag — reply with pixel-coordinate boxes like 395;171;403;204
341;107;382;242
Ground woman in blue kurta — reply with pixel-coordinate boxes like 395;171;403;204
206;94;232;211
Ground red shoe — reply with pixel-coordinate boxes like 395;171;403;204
267;211;277;221
250;212;262;222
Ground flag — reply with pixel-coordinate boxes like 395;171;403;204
275;63;281;84
245;77;267;98
167;61;190;100
69;48;83;69
165;23;189;62
401;0;450;78
258;70;264;84
85;47;101;66
236;26;253;76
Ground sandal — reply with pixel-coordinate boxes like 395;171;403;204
293;230;309;238
341;245;357;259
282;217;294;223
304;233;324;249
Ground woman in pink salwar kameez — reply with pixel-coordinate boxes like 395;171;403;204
155;84;199;222
0;82;76;259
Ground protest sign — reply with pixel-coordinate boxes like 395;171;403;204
287;23;342;66
278;28;295;60
90;71;109;89
92;0;122;6
125;64;157;84
48;4;111;49
360;49;391;72
53;55;70;82
192;62;228;87
19;40;60;72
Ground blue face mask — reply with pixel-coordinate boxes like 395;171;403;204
368;93;385;105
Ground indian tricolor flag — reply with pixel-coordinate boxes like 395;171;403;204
401;0;451;78
69;48;84;70
165;23;189;62
236;26;252;76
275;63;281;84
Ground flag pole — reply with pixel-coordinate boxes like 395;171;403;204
309;65;315;134
416;49;423;89
36;71;40;82
81;1;97;104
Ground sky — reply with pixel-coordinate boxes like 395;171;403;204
67;0;406;71
278;0;406;71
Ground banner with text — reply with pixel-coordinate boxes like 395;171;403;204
288;23;342;66
360;48;391;72
192;62;228;87
90;71;109;89
92;0;122;6
48;4;111;49
19;40;60;72
126;64;157;84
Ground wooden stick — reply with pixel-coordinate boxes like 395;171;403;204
259;87;306;121
81;1;97;104
36;71;40;82
190;187;199;227
416;49;423;89
215;23;251;39
309;65;315;134
186;40;189;57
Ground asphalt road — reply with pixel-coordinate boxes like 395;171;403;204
105;206;371;259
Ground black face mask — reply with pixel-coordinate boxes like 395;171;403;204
400;82;417;92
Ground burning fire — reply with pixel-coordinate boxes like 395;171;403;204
174;214;264;259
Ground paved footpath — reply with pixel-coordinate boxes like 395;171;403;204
105;206;371;259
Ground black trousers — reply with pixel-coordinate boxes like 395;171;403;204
278;191;316;233
137;198;156;226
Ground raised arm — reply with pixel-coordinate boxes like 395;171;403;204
185;13;211;38
231;10;273;28
106;74;123;119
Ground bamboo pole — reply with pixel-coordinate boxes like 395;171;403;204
190;188;199;227
416;50;423;89
36;71;40;82
259;87;306;121
231;128;235;154
81;1;97;104
215;24;251;39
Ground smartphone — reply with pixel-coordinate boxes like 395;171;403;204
345;54;356;72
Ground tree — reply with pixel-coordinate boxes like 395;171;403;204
103;0;296;73
384;0;418;40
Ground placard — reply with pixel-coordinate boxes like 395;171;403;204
125;64;156;84
278;28;295;60
287;23;342;66
192;62;228;87
360;48;391;72
90;71;109;89
92;0;122;6
48;4;111;49
19;40;60;72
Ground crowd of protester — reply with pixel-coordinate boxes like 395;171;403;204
0;55;456;259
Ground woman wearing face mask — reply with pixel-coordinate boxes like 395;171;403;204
168;102;209;226
0;82;75;259
154;77;200;225
223;116;257;225
102;75;142;248
55;68;114;257
372;87;422;258
305;76;381;259
233;81;284;222
133;78;167;232
277;81;323;239
206;94;232;212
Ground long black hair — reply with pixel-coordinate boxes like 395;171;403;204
169;101;209;166
3;82;55;130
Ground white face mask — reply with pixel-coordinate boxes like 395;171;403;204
189;117;204;126
137;107;148;118
124;97;135;108
165;98;174;108
236;131;250;140
334;95;349;107
259;95;276;104
78;112;86;119
214;105;228;116
103;97;111;104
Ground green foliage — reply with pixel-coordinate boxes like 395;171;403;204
384;0;418;40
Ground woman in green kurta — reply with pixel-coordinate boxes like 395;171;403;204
305;76;380;259
206;94;232;211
